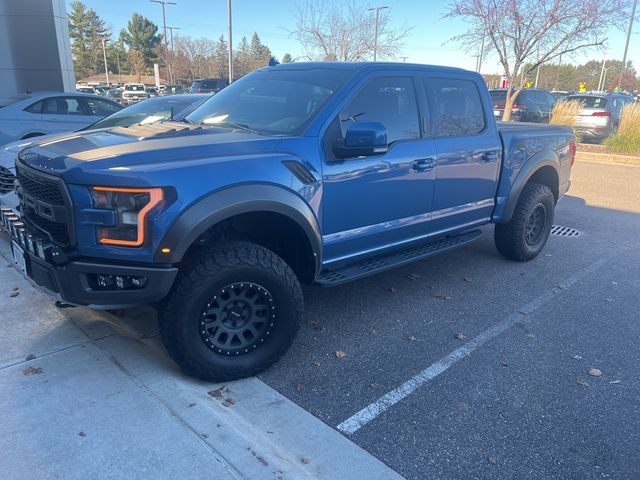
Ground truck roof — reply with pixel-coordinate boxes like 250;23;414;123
263;61;470;75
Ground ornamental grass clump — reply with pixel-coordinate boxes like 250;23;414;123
605;103;640;155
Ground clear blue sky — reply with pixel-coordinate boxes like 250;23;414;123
69;0;639;75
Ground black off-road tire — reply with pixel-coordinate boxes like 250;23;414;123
495;183;555;262
159;241;303;381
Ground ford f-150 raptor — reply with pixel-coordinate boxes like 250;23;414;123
1;62;575;381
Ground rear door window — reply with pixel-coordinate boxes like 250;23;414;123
43;97;84;115
425;78;486;137
340;76;420;144
24;101;44;113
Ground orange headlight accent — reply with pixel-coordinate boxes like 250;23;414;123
93;186;163;246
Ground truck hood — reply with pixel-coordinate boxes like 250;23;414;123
18;122;282;177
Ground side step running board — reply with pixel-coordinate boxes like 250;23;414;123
315;230;483;287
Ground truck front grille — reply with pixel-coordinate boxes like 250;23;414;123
0;166;16;194
16;167;65;204
15;161;74;247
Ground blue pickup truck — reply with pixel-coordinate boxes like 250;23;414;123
2;63;575;381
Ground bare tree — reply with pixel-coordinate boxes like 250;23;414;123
291;0;411;61
446;0;630;120
127;49;146;82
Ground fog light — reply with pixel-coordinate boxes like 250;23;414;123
130;276;147;288
97;274;114;288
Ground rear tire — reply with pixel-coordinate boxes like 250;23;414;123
159;241;303;381
495;183;555;262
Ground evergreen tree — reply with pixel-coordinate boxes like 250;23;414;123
120;13;162;69
281;53;294;63
68;0;108;79
213;34;229;78
249;32;272;69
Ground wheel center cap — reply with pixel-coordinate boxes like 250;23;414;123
224;304;249;328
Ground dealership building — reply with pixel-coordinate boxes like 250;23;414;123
0;0;75;98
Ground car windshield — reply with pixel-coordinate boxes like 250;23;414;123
566;96;607;108
125;84;145;91
84;96;204;130
185;68;353;135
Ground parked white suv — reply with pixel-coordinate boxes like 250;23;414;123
122;83;149;105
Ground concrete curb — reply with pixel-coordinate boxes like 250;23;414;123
575;151;640;166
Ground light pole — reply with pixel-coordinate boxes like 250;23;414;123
227;0;233;84
598;59;607;91
368;5;388;62
618;0;637;91
151;0;176;83
476;31;486;73
554;53;562;91
100;36;109;86
167;26;180;84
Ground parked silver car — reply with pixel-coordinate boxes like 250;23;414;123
0;91;122;147
0;94;207;209
566;93;635;142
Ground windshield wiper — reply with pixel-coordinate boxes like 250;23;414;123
209;122;262;135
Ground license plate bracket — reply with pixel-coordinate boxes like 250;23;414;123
12;241;27;273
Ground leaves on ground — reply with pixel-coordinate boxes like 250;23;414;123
488;456;497;465
587;368;603;377
224;397;236;405
200;433;209;438
519;309;529;315
335;350;347;358
207;386;228;399
454;332;466;341
9;290;19;298
408;335;417;341
301;457;311;465
500;361;508;367
405;273;420;281
463;277;473;283
187;403;196;408
433;293;451;300
371;328;378;336
294;383;303;393
576;379;589;386
387;287;398;293
609;380;622;384
571;355;583;360
605;298;615;303
25;354;36;361
22;366;42;376
370;383;380;389
312;361;321;367
307;320;320;330
78;431;87;437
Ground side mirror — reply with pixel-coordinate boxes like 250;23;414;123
333;122;388;158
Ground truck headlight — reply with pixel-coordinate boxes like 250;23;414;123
90;186;163;246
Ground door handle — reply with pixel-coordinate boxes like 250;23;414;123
412;158;435;172
481;151;500;163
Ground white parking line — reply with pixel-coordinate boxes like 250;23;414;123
337;257;609;435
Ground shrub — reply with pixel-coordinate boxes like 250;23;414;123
605;103;640;155
550;100;582;139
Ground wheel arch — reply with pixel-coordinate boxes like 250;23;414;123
499;152;560;224
155;185;322;283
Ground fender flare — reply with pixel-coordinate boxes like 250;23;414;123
499;149;561;223
154;184;322;275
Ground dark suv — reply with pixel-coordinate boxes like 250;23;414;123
189;78;229;94
490;88;557;123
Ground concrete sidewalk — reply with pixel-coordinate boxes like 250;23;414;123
0;234;402;480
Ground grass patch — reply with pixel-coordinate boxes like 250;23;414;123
605;103;640;155
550;100;582;138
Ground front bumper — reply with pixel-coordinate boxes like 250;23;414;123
1;208;177;308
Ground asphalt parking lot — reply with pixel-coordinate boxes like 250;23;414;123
2;159;638;479
260;159;640;479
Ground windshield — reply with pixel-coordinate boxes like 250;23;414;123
84;96;204;130
185;68;353;135
125;84;145;91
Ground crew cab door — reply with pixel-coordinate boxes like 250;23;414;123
422;76;501;235
321;75;437;265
